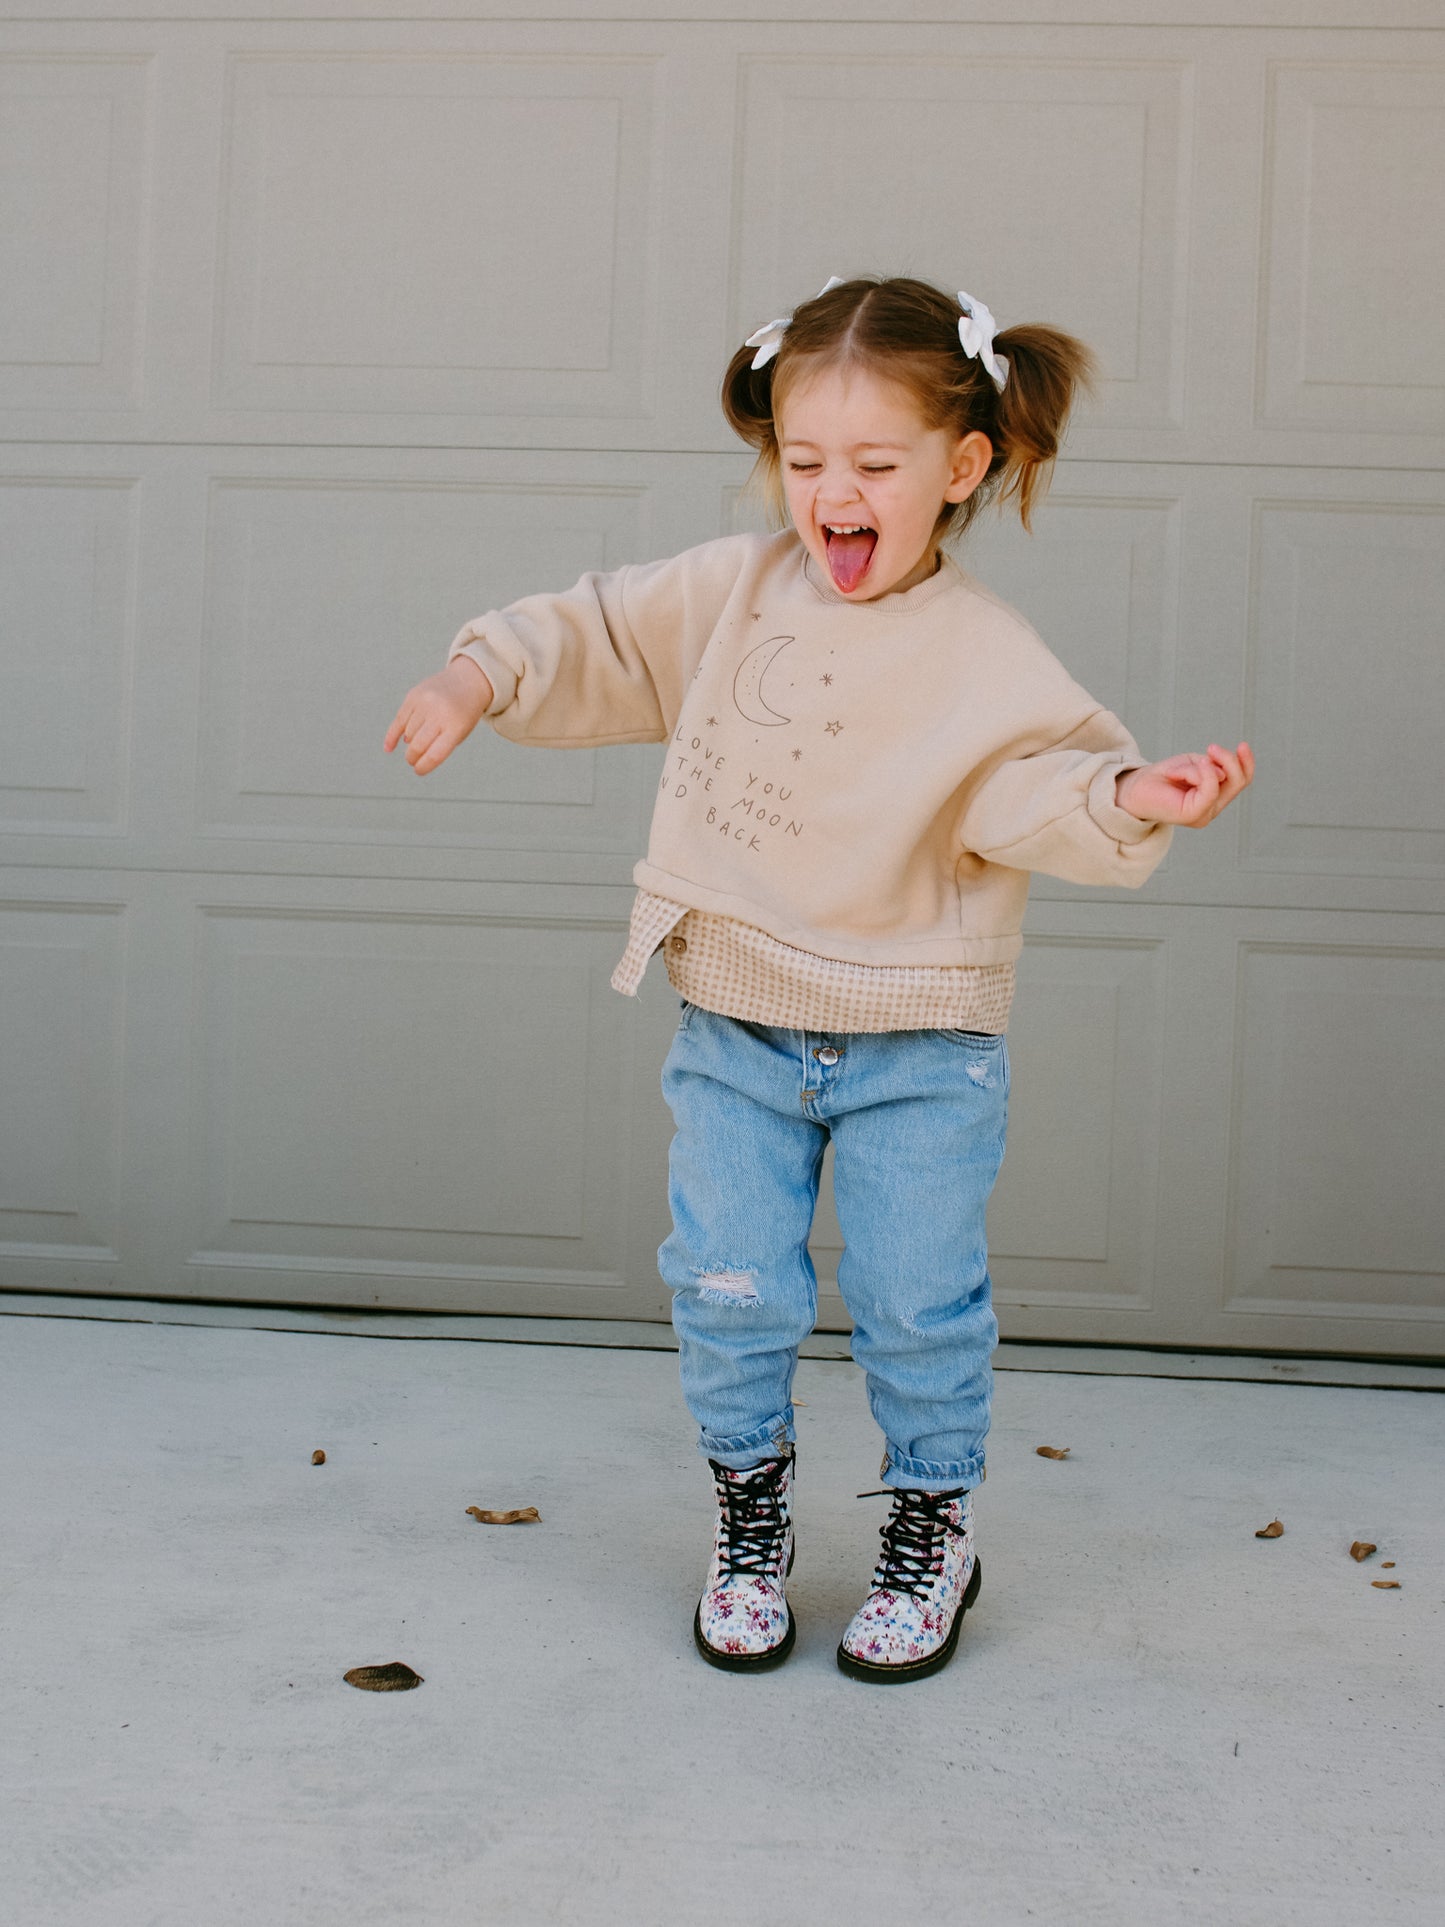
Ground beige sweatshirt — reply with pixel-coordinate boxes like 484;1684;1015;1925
449;530;1172;975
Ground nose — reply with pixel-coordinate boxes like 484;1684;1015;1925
817;472;864;513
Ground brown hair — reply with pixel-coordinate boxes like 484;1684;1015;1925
721;275;1096;541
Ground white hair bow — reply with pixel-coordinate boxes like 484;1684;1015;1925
957;291;1009;391
744;276;847;370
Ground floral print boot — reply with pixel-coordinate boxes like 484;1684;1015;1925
693;1449;796;1671
836;1486;980;1683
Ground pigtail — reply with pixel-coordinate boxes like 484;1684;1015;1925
988;325;1098;532
721;344;787;525
721;345;775;451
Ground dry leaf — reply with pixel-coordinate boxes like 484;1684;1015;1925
465;1505;541;1525
1035;1446;1071;1460
1371;1580;1401;1590
1348;1540;1376;1561
1381;1561;1395;1569
1255;1519;1285;1538
311;1449;326;1465
343;1662;423;1691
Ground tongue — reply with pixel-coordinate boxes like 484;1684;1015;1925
827;530;876;594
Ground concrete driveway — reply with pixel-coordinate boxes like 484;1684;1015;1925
2;1299;1441;1925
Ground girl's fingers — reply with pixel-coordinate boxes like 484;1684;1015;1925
1191;752;1218;789
383;704;411;752
417;726;457;774
1208;743;1239;788
1186;754;1219;820
1207;742;1253;805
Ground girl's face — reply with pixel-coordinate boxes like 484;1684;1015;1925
777;362;991;600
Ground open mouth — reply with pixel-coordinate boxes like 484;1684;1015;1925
823;524;878;594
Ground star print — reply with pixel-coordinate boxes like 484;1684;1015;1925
791;749;803;761
750;612;763;622
825;720;843;736
820;673;833;686
706;717;719;728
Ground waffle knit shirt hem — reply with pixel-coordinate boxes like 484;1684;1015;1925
610;890;1017;1032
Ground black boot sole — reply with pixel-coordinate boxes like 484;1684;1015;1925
693;1604;796;1671
693;1540;796;1672
835;1555;982;1684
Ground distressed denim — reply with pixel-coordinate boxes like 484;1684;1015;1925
658;1002;1009;1492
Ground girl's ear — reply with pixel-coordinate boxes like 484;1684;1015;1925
943;430;993;504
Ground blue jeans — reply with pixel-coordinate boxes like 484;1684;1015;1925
658;1003;1009;1492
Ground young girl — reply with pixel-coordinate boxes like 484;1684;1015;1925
384;276;1253;1684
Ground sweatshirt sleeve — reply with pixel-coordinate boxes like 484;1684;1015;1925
446;538;749;751
956;704;1173;888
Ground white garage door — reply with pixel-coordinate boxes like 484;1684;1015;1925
3;1;1442;1356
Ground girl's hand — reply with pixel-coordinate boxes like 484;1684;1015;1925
383;658;493;775
1115;742;1255;828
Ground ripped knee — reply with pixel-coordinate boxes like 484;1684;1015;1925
692;1265;761;1308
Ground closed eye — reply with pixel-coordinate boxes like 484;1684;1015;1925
786;461;895;475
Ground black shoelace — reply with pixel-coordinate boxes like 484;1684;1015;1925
709;1458;791;1579
871;1489;965;1601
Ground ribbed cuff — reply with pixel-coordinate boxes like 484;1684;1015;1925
447;622;517;716
1086;761;1163;846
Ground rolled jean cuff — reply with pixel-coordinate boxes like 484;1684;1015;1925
697;1410;795;1469
883;1445;985;1492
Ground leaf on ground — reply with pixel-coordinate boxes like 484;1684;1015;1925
465;1505;541;1525
1381;1561;1395;1569
311;1449;326;1465
1035;1446;1071;1460
1371;1580;1401;1590
1348;1540;1376;1561
343;1662;423;1691
1255;1519;1285;1538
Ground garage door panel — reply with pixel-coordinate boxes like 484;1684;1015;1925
1245;498;1445;878
1261;61;1445;436
1228;944;1445;1320
963;488;1179;762
0;51;150;411
0;475;138;832
734;52;1190;436
196;472;652;847
215;50;660;423
186;904;639;1288
0;900;124;1264
989;937;1167;1312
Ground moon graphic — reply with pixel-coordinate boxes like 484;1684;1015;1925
732;634;795;727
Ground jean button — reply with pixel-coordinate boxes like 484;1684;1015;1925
814;1045;840;1065
668;935;687;954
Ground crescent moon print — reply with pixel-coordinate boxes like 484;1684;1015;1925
733;634;795;727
